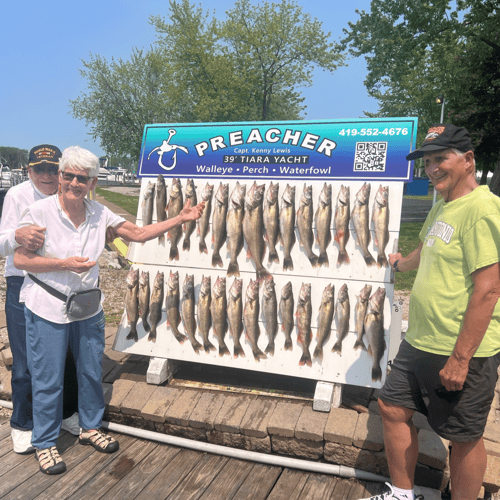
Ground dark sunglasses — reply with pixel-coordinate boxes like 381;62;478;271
31;164;59;175
61;172;93;184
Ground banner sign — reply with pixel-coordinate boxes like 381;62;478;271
138;118;418;182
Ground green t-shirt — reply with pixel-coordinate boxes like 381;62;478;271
405;185;500;357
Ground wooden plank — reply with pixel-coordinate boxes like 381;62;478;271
0;420;12;441
231;463;283;500
0;444;32;477
197;458;254;500
0;435;14;458
297;473;339;499
133;448;206;500
329;478;356;500
62;437;158;500
266;468;309;500
1;435;96;500
100;444;182;500
164;453;229;500
346;480;385;500
32;433;137;500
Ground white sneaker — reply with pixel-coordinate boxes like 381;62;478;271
360;483;424;500
61;413;80;436
11;428;35;454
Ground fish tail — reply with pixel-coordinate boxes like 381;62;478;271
142;318;151;333
256;267;272;285
173;331;187;344
199;240;208;254
299;351;312;367
227;260;240;277
219;343;231;357
331;341;342;354
212;252;223;268
147;329;157;343
313;346;323;361
204;341;217;354
318;252;329;268
372;364;383;382
337;250;350;266
169;246;179;261
265;341;275;356
353;339;367;351
284;338;293;351
182;237;191;252
377;253;388;268
233;344;246;358
283;256;294;271
191;340;203;354
308;254;319;268
363;252;376;267
268;250;279;265
252;348;268;362
126;326;138;342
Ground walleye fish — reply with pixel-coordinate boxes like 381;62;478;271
211;276;230;356
263;181;280;265
373;185;390;268
197;275;216;353
141;181;155;226
167;178;183;261
138;270;151;333
226;182;246;277
182;179;198;251
156;175;167;243
332;284;351;354
334;185;350;266
212;183;229;268
243;279;267;361
243;182;271;284
315;183;332;268
364;287;387;382
351;183;376;267
228;278;245;358
148;271;164;343
125;267;140;342
181;274;202;354
313;283;335;361
297;184;318;268
263;276;278;356
296;283;312;367
354;284;372;351
279;281;294;351
279;184;296;271
198;183;214;254
165;270;186;344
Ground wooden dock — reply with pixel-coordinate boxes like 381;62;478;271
0;417;385;500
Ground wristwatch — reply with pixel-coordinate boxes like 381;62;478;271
393;259;400;272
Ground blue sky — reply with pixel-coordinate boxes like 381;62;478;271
0;0;377;158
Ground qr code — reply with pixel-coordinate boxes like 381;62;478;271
354;142;388;171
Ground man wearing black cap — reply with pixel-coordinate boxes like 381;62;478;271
361;124;500;500
0;145;79;454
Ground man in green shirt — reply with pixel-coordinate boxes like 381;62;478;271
362;124;500;500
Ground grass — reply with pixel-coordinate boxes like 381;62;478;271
96;187;421;291
96;187;139;216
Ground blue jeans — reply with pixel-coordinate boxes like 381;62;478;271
25;308;106;449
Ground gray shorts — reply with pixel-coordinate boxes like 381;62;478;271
379;340;500;442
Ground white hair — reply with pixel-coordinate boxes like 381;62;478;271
59;146;99;177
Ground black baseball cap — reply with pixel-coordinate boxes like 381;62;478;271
406;124;473;160
28;144;62;167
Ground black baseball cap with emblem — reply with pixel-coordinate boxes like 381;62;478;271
28;144;62;167
406;123;473;161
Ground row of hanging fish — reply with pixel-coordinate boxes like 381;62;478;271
140;176;391;276
124;267;387;381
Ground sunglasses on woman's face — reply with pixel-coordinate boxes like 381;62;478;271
31;164;59;175
61;172;93;184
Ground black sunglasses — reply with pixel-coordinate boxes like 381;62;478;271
31;164;59;175
61;172;93;184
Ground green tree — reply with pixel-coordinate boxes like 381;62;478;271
0;147;29;169
341;0;500;178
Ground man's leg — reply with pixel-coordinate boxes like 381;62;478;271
449;437;486;500
378;399;418;489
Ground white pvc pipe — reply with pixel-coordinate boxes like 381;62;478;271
0;398;388;483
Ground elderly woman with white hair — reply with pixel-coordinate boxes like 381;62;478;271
14;146;205;475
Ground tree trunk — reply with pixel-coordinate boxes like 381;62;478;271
480;168;489;185
489;151;500;196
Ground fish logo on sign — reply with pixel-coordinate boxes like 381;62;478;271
147;129;189;171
